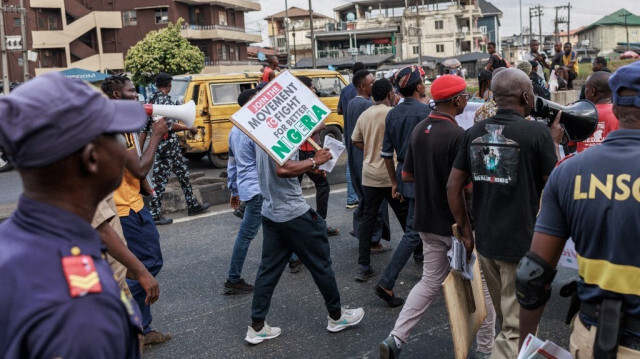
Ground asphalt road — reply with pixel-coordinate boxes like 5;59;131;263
140;184;577;359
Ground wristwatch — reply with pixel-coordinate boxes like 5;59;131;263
309;157;317;169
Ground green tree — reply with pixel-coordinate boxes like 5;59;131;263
124;18;204;85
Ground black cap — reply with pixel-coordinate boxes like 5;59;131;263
155;72;173;87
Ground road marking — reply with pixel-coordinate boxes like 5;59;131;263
173;188;348;224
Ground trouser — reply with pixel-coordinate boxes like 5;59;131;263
121;207;163;334
150;144;198;217
478;254;519;359
378;198;422;290
346;162;358;204
570;317;640;358
358;186;408;266
227;194;263;283
390;232;495;353
298;150;329;219
349;161;390;244
251;209;341;322
567;69;577;89
106;252;131;298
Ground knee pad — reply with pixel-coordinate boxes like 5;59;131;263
516;251;557;310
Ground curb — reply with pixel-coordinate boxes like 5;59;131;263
0;159;349;222
152;161;348;214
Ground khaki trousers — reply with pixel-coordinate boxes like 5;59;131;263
391;233;496;353
478;254;519;359
570;317;640;358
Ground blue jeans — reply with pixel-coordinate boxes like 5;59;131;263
121;207;162;334
378;198;423;290
228;194;263;283
346;162;358;204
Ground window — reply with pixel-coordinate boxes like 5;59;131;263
122;10;137;26
218;10;227;26
210;83;255;105
48;15;59;30
155;8;168;24
312;76;345;97
277;37;286;48
217;44;228;60
435;20;443;30
168;79;189;104
13;18;21;27
479;26;487;34
436;44;444;53
413;45;419;55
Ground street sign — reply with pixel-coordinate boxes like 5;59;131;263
230;70;330;165
6;36;22;51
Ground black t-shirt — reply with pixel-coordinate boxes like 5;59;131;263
404;112;463;236
487;54;507;71
453;109;557;262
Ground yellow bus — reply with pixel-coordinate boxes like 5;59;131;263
169;69;347;167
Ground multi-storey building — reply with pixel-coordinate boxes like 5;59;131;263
0;0;262;83
265;6;332;65
279;0;500;67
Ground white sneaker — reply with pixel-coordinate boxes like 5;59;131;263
326;307;365;332
244;322;281;344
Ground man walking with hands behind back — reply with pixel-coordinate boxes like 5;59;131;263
447;68;560;359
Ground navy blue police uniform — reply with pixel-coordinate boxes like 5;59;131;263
0;197;143;358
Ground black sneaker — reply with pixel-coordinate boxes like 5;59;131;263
188;202;210;216
375;285;405;308
223;279;254;295
289;259;303;273
327;225;339;236
153;215;173;225
354;266;376;282
380;335;401;359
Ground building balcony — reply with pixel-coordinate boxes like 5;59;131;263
174;0;261;12
181;24;261;43
317;46;394;58
32;11;122;48
34;53;124;76
30;0;64;8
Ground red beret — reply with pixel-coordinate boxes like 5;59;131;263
431;75;467;101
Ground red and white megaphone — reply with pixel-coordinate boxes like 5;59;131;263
144;100;196;128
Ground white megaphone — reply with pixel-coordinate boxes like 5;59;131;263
144;100;196;128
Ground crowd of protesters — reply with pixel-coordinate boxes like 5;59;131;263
0;45;639;359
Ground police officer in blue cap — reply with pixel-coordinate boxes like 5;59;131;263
0;73;146;358
518;60;640;358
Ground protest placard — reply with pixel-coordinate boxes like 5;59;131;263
230;70;331;165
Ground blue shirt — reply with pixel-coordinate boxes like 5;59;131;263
256;148;310;223
227;126;260;202
338;83;357;116
381;97;431;198
535;130;640;325
0;196;142;358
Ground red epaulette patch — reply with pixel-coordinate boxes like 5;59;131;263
61;253;102;297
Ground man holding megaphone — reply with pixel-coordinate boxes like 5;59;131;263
144;72;209;225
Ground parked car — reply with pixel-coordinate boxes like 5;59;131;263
171;69;347;168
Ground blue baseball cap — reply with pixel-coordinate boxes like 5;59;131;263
0;72;147;168
609;60;640;107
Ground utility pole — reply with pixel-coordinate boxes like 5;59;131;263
567;2;571;44
308;0;316;69
284;0;291;68
0;9;9;95
270;16;277;53
416;0;421;67
554;4;571;45
620;10;631;51
529;7;533;45
537;5;543;45
554;7;559;43
19;0;28;82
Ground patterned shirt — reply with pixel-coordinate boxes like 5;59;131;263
144;91;179;156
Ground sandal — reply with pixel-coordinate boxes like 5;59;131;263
144;330;172;346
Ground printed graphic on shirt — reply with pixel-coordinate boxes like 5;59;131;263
470;124;520;185
124;133;136;150
581;121;605;149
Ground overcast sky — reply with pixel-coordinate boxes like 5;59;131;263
245;0;640;45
